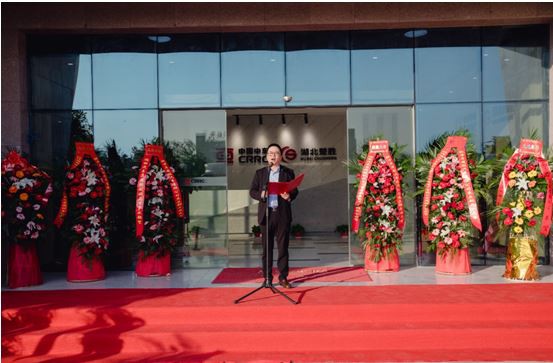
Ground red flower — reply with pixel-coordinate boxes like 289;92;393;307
528;219;537;227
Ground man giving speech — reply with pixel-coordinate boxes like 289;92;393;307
249;143;299;288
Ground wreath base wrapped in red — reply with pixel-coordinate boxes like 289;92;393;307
67;245;106;282
435;247;472;275
135;250;171;277
8;242;43;288
364;246;399;273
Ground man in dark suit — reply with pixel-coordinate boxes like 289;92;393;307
249;143;299;288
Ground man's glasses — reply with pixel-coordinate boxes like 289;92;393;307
267;152;281;156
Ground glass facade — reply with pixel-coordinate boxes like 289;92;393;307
27;24;550;269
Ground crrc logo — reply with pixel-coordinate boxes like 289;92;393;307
281;146;297;162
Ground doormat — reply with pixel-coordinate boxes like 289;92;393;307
212;266;371;283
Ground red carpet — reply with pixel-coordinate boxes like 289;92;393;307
212;266;371;283
3;284;553;362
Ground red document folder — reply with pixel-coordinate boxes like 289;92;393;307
267;173;304;194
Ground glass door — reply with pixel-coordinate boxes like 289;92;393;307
347;106;416;266
161;110;228;268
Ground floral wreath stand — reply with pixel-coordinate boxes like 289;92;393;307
55;142;110;282
2;151;52;288
496;139;552;281
135;145;185;277
352;140;405;273
422;136;482;275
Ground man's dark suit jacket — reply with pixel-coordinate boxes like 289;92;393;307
249;164;299;226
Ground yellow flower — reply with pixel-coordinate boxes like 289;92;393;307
19;193;29;201
509;202;516;207
524;210;534;219
37;213;44;219
516;203;524;210
534;207;542;215
508;171;517;179
508;180;516;188
513;226;523;234
514;218;524;225
528;170;538;178
15;171;24;178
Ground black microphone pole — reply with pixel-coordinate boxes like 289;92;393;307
235;161;297;305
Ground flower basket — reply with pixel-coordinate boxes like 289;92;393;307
8;242;43;288
435;247;472;275
364;245;399;272
67;244;105;282
136;250;171;277
495;139;552;281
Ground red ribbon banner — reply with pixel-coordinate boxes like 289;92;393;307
496;139;552;236
54;142;110;228
352;140;405;233
422;136;482;232
135;145;185;237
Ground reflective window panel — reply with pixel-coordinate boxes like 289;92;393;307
158;34;221;108
351;30;414;104
482;25;549;102
415;28;481;103
483;102;548;157
28;35;92;110
415;103;482;152
92;36;157;109
286;31;350;106
30;110;93;173
162;110;228;268
222;33;285;107
93;110;159;158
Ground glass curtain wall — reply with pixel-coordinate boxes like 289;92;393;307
26;25;549;270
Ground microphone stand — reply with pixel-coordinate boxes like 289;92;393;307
234;163;298;305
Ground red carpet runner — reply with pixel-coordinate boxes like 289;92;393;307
3;284;553;362
212;266;371;283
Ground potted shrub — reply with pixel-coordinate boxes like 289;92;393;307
190;225;201;250
291;224;305;239
335;224;349;238
251;225;261;237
